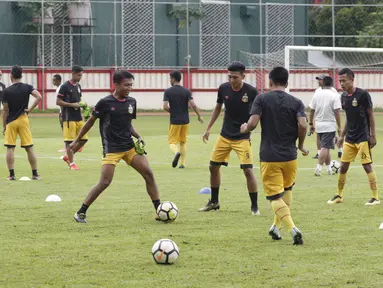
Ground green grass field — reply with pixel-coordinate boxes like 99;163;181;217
1;114;383;288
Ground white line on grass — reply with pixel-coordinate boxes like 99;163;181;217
6;154;383;171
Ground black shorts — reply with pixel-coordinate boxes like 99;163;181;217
318;132;335;149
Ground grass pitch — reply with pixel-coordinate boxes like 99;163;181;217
1;114;383;287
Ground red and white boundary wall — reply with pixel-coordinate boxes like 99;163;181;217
1;68;383;110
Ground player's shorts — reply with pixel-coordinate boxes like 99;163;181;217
318;132;335;149
168;124;188;144
102;148;137;166
260;160;297;200
341;141;372;164
4;115;33;148
210;135;253;169
63;121;88;142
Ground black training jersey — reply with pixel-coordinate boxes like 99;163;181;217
163;85;193;125
57;80;83;122
93;94;137;154
341;88;372;144
0;82;5;102
251;90;306;162
217;82;258;140
2;83;34;124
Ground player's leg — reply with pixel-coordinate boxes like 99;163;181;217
313;134;320;159
327;142;356;204
19;115;40;179
232;139;259;215
168;124;181;168
76;120;88;154
358;142;379;205
179;124;189;168
316;132;335;176
200;136;231;212
4;119;18;180
74;162;116;223
261;161;303;245
62;121;76;168
58;112;66;152
128;151;161;212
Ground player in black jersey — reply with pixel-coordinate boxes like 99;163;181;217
71;70;161;223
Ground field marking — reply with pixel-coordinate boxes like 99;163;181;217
5;154;383;171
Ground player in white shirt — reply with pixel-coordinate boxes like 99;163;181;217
309;76;342;176
53;74;65;152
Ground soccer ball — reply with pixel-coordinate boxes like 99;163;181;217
156;201;179;222
152;239;179;264
330;160;341;174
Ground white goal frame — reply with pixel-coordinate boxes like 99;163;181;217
284;46;383;93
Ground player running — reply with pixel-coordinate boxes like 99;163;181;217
241;67;308;245
71;70;161;223
327;68;379;206
200;61;260;215
2;65;42;180
163;70;203;168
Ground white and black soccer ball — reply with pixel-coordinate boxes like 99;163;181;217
152;239;179;264
330;160;341;174
156;201;179;222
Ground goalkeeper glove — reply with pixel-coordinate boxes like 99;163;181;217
134;139;147;155
83;106;92;121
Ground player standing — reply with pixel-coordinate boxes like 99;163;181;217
309;76;342;176
56;65;87;170
71;70;161;223
52;74;65;152
163;70;203;168
2;65;42;180
240;67;308;245
200;61;260;215
328;68;379;205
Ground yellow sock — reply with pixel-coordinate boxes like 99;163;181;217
273;190;292;229
273;215;281;229
271;198;295;231
338;173;347;198
179;142;187;166
367;171;379;200
169;144;178;154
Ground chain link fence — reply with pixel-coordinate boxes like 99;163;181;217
0;0;383;69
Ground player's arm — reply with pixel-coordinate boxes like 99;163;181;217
130;125;143;142
163;101;170;113
25;89;42;114
364;91;376;148
70;115;97;153
202;103;222;143
2;102;8;135
297;100;309;156
189;99;203;124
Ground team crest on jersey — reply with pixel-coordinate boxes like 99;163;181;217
128;104;134;114
242;93;248;103
77;86;81;94
352;98;358;107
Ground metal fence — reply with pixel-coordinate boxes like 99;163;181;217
0;0;383;70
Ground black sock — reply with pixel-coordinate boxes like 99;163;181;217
249;192;258;209
32;170;38;177
152;199;161;210
77;203;89;214
9;169;15;177
211;187;219;203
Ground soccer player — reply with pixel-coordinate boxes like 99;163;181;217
71;70;161;223
56;65;87;170
163;70;203;168
53;74;65;152
240;67;308;245
2;65;42;180
328;68;379;206
309;76;342;176
200;61;260;215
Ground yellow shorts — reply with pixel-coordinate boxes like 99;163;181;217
168;124;188;144
260;160;297;200
102;149;137;166
4;115;33;148
341;141;372;164
210;135;253;168
63;121;88;142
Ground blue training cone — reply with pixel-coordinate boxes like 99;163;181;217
199;187;211;195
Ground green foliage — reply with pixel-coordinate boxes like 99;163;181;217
168;5;205;28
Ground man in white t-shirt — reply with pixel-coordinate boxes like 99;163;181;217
309;76;342;176
53;74;65;152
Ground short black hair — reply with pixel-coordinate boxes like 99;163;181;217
228;61;246;73
72;65;83;73
113;70;135;84
53;74;62;81
169;70;182;82
11;65;23;79
322;76;333;87
338;68;354;79
269;67;289;86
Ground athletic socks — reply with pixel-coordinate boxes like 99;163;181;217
169;144;178;154
211;187;219;203
32;170;38;177
249;192;258;209
337;173;347;198
316;164;322;172
77;203;89;214
179;143;186;166
367;171;379;200
9;169;15;177
152;199;161;210
271;198;295;231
